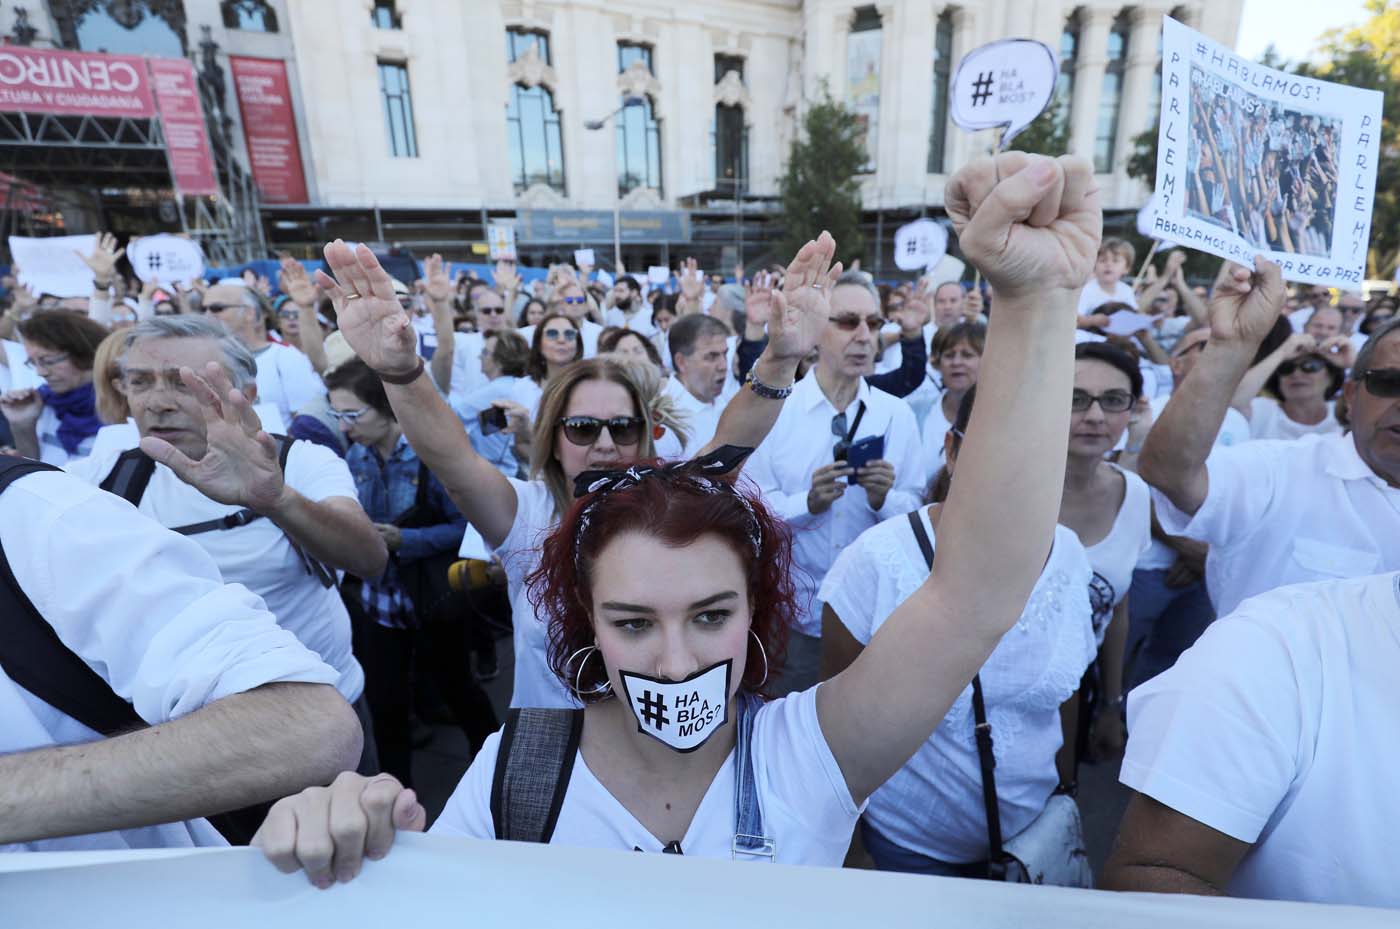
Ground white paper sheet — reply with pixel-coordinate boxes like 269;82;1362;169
8;234;97;298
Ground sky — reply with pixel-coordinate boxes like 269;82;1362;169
1235;0;1374;63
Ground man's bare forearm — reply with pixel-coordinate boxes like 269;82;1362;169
295;301;329;374
0;682;360;845
267;489;387;578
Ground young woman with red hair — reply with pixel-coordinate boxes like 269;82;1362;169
255;152;1101;878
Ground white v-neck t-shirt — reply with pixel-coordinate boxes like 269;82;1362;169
1080;465;1153;642
430;686;863;865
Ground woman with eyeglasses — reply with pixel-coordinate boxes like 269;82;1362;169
0;309;108;464
305;231;845;711
324;358;498;785
1227;324;1346;441
256;152;1103;881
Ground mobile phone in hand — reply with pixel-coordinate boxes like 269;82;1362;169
479;407;509;436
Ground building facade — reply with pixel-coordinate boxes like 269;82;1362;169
4;0;1244;274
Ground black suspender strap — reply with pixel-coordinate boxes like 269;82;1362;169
490;707;585;843
906;510;1007;868
98;447;156;506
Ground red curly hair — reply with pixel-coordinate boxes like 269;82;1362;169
527;466;796;702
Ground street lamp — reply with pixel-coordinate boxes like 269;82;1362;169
585;96;645;274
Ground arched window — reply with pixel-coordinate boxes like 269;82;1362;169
507;83;566;194
222;0;277;32
618;96;662;196
713;103;747;194
74;3;182;57
1055;12;1079;120
1095;12;1132;172
927;10;954;173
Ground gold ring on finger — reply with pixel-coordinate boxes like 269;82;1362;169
344;292;362;301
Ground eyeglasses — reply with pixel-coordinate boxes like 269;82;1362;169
24;352;70;371
478;305;507;316
327;406;372;423
201;303;241;314
543;327;578;341
558;415;644;447
1070;389;1134;413
828;314;884;332
561;296;587;305
1359;367;1400;398
1278;357;1326;377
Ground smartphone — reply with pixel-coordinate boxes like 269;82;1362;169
844;434;885;482
479;407;509;436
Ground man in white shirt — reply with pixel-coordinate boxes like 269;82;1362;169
1302;305;1343;343
1140;262;1400;616
0;459;362;852
744;271;924;694
65;317;387;726
200;279;325;426
1103;572;1400;907
603;276;655;336
665;313;735;455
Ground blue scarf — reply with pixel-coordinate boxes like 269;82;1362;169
38;382;102;455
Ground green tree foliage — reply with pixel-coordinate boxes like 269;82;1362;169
779;86;866;265
1011;97;1071;157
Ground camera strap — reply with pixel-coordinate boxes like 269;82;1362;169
844;401;867;443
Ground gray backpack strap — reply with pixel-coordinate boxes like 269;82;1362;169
490;707;584;843
731;691;774;860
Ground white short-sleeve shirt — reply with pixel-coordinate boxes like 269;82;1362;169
1152;432;1400;615
1077;279;1137;315
1247;396;1343;441
0;469;339;853
1121;572;1400;907
1081;465;1153;641
65;439;364;701
252;341;325;425
919;393;954;485
820;514;1094;862
430;686;862;866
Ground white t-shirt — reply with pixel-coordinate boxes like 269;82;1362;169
495;478;576;709
1153;432;1400;616
1247;396;1343;441
0;469;338;853
919;393;954;485
604;306;658;337
33;404;94;465
65;439;364;701
664;375;730;458
1077;279;1137;316
430;686;863;866
1080;465;1152;642
445;331;486;408
1122;572;1400;907
820;516;1094;862
252;341;325;426
519;319;603;359
1137;395;1250;572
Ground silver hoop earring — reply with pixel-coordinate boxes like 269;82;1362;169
565;645;612;698
749;629;769;688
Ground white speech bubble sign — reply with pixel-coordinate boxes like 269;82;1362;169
127;234;205;286
950;39;1058;150
893;219;948;272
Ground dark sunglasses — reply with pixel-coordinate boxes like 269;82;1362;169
558;415;644;447
1071;389;1134;413
543;327;578;341
478;306;507;315
201;303;240;314
1360;367;1400;398
1278;357;1326;376
828;314;884;332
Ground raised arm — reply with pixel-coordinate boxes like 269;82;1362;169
316;241;520;549
1229;330;1313;417
817;153;1096;804
422;254;456;395
279;258;329;375
1138;259;1284;516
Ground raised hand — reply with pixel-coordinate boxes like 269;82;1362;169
944;153;1100;301
254;771;427;888
139;362;284;512
963;287;984;320
316;240;419;378
493;259;521;294
278;257;318;308
1207;257;1285;347
896;290;931;336
770;231;843;364
76;232;123;283
679;257;704;302
423;253;452;305
1318;334;1356;369
0;388;43;428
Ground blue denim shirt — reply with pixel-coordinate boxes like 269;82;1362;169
344;435;465;565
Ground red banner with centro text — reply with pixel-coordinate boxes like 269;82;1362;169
228;56;308;204
146;58;219;198
0;46;155;117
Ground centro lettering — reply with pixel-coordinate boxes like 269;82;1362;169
0;53;141;94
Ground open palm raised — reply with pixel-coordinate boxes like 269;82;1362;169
768;230;843;363
315;240;419;377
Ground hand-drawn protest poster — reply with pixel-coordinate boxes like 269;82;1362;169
1149;17;1382;287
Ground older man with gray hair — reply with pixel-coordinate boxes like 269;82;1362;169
64;316;386;778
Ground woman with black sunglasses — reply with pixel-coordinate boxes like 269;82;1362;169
526;312;584;387
1228;328;1345;441
310;233;844;710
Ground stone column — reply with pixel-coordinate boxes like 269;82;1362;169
1113;6;1164;167
1068;7;1114;166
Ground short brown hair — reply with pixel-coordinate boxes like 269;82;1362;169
486;328;530;378
17;309;109;370
1098;237;1136;268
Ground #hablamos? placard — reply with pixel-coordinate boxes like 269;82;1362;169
893;219;948;272
1150;17;1382;287
950;39;1058;150
127;234;205;286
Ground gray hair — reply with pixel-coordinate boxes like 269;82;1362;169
120;315;259;389
833;269;879;302
1352;317;1400;380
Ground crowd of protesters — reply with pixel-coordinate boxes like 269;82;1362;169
1;151;1397;911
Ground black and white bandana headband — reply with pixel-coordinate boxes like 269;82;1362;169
571;445;762;568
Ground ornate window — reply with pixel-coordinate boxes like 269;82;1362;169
712;55;748;195
507;28;550;64
507;84;566;195
1095;12;1132;172
617;43;653;74
1055;12;1079;122
371;0;400;30
927;11;954;173
377;61;418;158
58;0;185;57
221;0;276;32
618;96;662;196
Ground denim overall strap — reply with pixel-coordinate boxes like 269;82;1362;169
731;691;775;860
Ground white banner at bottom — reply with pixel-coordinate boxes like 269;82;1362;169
0;833;1388;928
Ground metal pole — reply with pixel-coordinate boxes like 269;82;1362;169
613;193;622;273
